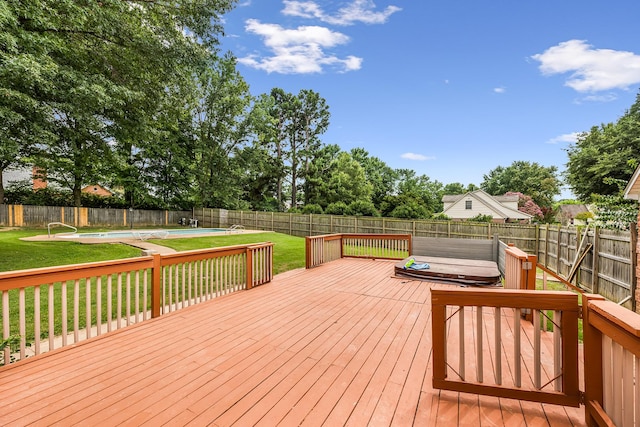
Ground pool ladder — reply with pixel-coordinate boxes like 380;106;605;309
47;222;78;238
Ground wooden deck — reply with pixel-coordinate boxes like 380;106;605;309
0;258;585;426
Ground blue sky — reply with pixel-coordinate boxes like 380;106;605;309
220;1;640;199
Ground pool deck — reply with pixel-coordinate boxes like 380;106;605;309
20;228;267;254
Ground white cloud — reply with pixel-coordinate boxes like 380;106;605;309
546;132;580;144
401;152;435;161
531;40;640;92
574;93;618;104
238;19;362;73
282;0;401;26
494;86;506;94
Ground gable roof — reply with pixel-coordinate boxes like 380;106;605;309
623;163;640;200
442;189;533;220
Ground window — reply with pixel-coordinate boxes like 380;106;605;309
465;200;472;210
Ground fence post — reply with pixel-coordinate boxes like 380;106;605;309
592;228;600;295
151;253;162;318
544;224;549;267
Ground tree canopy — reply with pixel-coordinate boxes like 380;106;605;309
565;91;640;201
481;161;561;208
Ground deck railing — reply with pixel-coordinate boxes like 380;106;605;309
0;242;273;365
504;245;536;291
305;233;411;268
583;294;640;426
431;285;581;407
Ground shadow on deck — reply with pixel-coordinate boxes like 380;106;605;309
0;258;584;426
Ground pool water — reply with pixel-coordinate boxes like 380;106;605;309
59;228;228;239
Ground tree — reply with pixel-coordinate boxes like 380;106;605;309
565;91;640;201
192;54;252;209
350;148;397;208
322;152;373;207
2;0;236;206
481;161;560;208
504;192;544;221
260;88;330;210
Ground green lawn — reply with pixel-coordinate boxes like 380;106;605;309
0;228;305;275
0;228;142;273
148;231;305;274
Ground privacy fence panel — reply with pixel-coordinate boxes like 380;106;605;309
537;224;635;309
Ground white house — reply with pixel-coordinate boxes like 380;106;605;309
441;189;533;223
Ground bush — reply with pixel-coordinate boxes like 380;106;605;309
347;200;379;217
389;203;429;219
325;202;349;215
301;204;324;214
468;214;493;223
431;213;450;221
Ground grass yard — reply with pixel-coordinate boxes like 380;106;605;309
149;231;305;275
0;228;141;273
0;228;306;275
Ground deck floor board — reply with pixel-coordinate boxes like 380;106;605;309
0;258;585;426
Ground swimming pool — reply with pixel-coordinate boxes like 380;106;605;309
58;228;228;239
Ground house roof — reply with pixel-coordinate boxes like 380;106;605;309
442;189;533;220
623;163;640;200
557;204;589;217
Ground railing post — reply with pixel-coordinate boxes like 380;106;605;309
246;247;254;289
305;237;311;269
151;253;161;318
582;294;607;426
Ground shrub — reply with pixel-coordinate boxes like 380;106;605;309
325;202;349;215
301;204;324;214
468;214;493;223
347;200;379;217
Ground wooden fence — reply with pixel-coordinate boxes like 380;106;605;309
197;208;539;252
537;224;637;310
0;204;191;228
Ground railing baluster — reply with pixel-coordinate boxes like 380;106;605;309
622;348;634;426
61;282;68;346
135;271;140;322
554;310;562;391
534;309;541;389
2;291;9;362
96;277;102;336
74;279;80;343
514;308;521;387
85;277;91;339
107;275;113;332
459;306;465;381
48;284;54;351
602;335;613;416
612;341;623;426
494;307;501;385
34;285;41;355
143;268;148;320
126;273;131;326
116;275;122;329
18;288;27;359
476;306;483;383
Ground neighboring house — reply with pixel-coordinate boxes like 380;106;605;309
441;189;533;223
623;163;640;201
556;204;590;226
3;166;113;196
82;185;113;197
